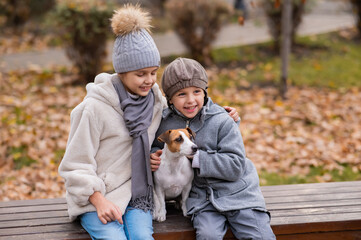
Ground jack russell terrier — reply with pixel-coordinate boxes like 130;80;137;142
153;127;198;222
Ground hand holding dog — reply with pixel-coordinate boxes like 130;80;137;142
150;149;162;171
89;192;123;225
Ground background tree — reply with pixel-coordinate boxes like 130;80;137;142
350;0;361;38
166;0;232;67
53;1;113;85
262;0;307;52
0;0;55;34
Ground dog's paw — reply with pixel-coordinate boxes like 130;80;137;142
182;207;188;217
155;207;167;222
153;212;166;222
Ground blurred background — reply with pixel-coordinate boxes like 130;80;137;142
0;0;360;201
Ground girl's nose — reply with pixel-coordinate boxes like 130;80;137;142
144;74;154;84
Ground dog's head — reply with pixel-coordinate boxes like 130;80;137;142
157;127;198;156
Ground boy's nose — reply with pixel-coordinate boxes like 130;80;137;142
186;95;195;103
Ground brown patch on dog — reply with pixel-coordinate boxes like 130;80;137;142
157;128;196;153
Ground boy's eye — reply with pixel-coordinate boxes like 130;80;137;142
194;90;202;94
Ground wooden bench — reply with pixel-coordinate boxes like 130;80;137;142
1;181;361;240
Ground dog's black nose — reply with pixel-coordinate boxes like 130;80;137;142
192;145;198;153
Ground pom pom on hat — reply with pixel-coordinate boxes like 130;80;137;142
111;4;160;73
111;4;152;36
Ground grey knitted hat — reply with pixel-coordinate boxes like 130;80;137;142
161;58;208;100
111;4;160;73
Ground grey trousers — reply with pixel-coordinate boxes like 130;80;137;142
191;204;276;240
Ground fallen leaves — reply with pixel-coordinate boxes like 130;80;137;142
0;67;360;201
0;68;84;200
209;75;361;184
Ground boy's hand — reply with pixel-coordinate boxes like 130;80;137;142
89;192;123;224
224;106;240;122
150;150;162;172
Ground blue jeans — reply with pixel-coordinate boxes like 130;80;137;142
80;206;154;240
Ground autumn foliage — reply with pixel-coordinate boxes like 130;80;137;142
0;67;360;200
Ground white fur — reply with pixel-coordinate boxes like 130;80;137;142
153;131;196;222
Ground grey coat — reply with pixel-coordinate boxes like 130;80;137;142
151;98;267;215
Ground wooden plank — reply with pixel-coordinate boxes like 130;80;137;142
261;181;361;192
266;199;360;210
0;210;68;221
262;185;361;197
0;232;90;240
0;203;67;214
0;222;83;236
264;191;361;204
0;198;66;208
273;219;361;235
270;204;361;217
272;212;361;226
275;229;361;240
0;216;72;229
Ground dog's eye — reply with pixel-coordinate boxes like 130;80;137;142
175;136;183;142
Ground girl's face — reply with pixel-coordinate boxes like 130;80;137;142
119;66;158;96
170;86;205;119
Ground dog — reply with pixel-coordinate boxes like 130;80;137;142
153;127;198;222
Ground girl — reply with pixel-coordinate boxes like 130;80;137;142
59;5;165;240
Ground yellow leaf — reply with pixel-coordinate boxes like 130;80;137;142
12;152;22;160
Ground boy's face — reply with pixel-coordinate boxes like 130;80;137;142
119;66;158;96
170;87;205;119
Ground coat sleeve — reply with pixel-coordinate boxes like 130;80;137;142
58;108;106;206
197;117;246;182
151;123;165;153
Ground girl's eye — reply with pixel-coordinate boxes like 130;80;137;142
177;93;186;97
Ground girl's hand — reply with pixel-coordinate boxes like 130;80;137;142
89;192;123;224
224;106;240;122
150;150;162;172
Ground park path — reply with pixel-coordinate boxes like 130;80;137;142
0;0;355;72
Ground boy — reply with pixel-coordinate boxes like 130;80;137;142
151;58;275;240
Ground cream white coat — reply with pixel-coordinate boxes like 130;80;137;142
59;73;166;221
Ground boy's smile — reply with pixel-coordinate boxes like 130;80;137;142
170;87;205;119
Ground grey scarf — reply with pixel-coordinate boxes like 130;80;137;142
113;79;154;212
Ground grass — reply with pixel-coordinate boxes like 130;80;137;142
211;30;361;185
212;30;361;89
260;165;361;186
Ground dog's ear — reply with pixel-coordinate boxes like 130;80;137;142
186;127;196;139
158;130;172;144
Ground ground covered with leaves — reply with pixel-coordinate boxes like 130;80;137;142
0;67;360;201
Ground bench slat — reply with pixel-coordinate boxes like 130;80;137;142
0;222;85;236
260;181;361;192
0;203;67;214
0;210;68;221
0;198;65;208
